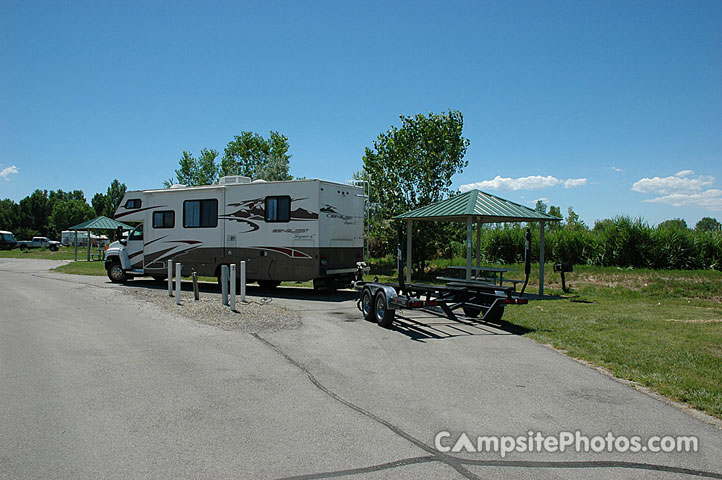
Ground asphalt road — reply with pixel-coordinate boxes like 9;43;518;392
1;258;721;479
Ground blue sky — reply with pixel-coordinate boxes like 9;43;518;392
1;0;720;227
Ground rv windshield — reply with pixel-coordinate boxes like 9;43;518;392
129;224;143;241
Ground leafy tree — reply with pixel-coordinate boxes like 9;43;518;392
547;205;563;231
221;131;292;181
0;198;21;232
91;192;106;216
19;190;51;237
535;200;548;214
49;199;95;239
695;217;721;232
565;206;586;230
164;148;221;187
657;218;688;230
362;110;470;270
104;179;127;218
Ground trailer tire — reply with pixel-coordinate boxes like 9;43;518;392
374;291;395;328
106;258;127;283
482;304;505;323
462;306;481;318
361;289;374;321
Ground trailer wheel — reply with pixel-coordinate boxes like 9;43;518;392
361;289;374;321
462;306;481;318
106;259;127;283
374;291;395;328
482;304;505;323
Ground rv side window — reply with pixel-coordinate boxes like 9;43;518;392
183;199;218;228
153;210;175;229
125;199;142;209
265;196;290;222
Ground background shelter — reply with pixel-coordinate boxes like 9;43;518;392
394;189;562;296
67;216;132;261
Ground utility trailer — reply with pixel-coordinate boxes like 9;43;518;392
355;230;533;328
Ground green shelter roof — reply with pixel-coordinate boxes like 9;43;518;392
68;216;132;231
394;189;562;223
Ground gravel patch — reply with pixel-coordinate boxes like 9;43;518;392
123;284;302;333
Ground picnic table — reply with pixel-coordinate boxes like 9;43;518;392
447;265;515;286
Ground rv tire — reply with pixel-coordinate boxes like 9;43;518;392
106;259;128;283
258;280;281;289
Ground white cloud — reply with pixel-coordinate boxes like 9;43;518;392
643;189;722;211
563;178;588;188
611;166;623;172
631;170;714;195
0;165;18;181
460;175;588;192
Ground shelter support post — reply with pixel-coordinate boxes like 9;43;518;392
406;219;412;284
466;217;472;281
86;229;91;261
539;221;546;297
475;217;481;271
74;231;78;261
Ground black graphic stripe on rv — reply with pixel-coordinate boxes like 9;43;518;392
143;247;176;265
114;205;166;219
153;245;202;264
144;235;168;247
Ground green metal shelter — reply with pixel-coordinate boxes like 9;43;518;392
68;216;132;262
394;189;561;295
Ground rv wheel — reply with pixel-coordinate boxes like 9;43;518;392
106;259;128;283
361;289;374;321
374;291;395;328
258;280;281;290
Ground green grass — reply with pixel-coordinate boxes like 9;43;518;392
502;274;722;419
0;247;78;260
52;260;106;276
48;254;722;418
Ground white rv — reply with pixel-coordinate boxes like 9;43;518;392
104;177;364;289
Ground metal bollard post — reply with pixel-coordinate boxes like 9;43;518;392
192;271;199;301
175;263;181;305
240;261;246;303
168;260;173;296
221;265;229;306
230;264;236;311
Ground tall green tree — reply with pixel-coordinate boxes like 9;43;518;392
695;217;721;232
91;192;106;216
104;179;127;218
362;110;470;269
19;190;51;237
0;198;21;232
164;148;221;187
48;199;95;238
658;218;688;230
221;131;292;181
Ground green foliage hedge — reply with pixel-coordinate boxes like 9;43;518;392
477;217;722;270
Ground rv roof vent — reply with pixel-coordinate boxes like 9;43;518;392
218;175;252;185
170;184;187;189
252;179;267;183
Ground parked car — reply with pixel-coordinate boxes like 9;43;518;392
17;236;61;251
0;230;17;250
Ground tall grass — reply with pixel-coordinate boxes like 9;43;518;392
472;216;722;270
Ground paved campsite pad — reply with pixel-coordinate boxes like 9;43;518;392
1;258;721;479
